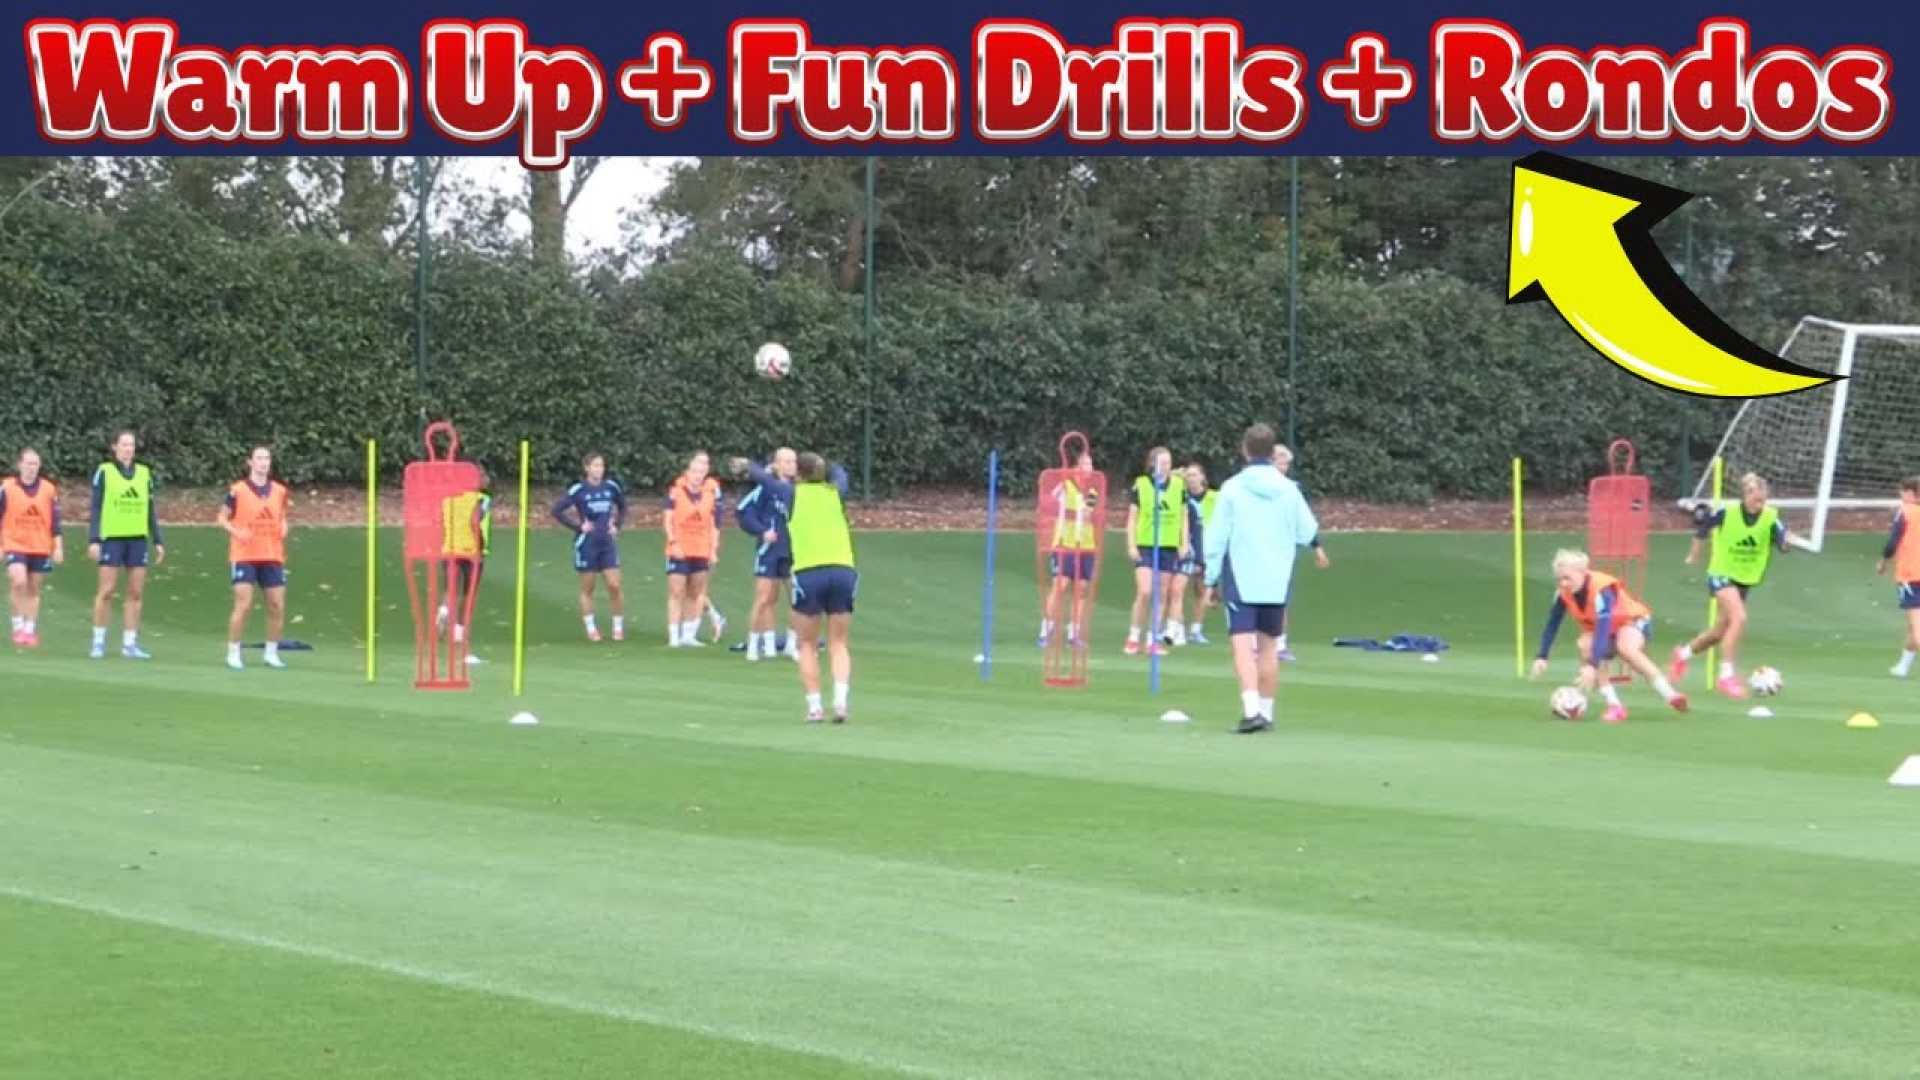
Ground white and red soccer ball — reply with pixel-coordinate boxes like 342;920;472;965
754;342;791;380
1749;666;1783;696
1550;686;1588;721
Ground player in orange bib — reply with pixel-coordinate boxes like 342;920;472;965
3;448;64;649
1531;548;1687;723
217;446;291;671
664;450;724;648
1878;475;1920;679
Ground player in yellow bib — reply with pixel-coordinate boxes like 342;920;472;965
437;470;492;665
87;430;164;660
1124;445;1188;655
1670;472;1796;699
1039;446;1099;649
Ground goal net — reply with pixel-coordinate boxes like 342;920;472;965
1688;316;1920;552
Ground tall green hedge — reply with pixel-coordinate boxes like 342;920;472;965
0;199;1729;499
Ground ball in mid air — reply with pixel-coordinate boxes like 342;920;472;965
754;342;791;380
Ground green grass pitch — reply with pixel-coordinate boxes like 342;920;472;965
3;525;1916;1079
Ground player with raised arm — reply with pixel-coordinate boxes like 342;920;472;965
1532;549;1688;723
1038;446;1099;650
551;452;627;643
1879;475;1920;679
3;448;63;648
737;447;799;662
88;430;164;660
218;447;291;671
664;451;724;648
1670;472;1795;697
734;453;855;721
1203;424;1320;733
1124;446;1187;656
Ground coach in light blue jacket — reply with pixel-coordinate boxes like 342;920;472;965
1203;422;1321;734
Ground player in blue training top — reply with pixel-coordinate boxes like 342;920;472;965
551;451;628;642
735;446;799;662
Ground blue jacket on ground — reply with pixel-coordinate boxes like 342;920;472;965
1202;459;1318;604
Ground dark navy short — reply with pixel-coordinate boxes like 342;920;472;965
232;562;287;588
1049;551;1096;582
97;539;149;568
1134;546;1181;571
755;553;793;580
1900;582;1920;611
1177;556;1205;578
1220;563;1285;637
1705;576;1752;599
666;557;712;576
792;567;857;616
3;552;53;574
573;535;619;573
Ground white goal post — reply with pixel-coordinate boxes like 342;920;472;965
1685;315;1920;553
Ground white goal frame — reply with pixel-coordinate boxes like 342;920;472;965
1685;315;1919;553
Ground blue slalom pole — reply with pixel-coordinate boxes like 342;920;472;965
980;449;1000;681
1148;475;1163;695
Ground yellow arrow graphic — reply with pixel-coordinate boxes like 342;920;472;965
1509;153;1835;399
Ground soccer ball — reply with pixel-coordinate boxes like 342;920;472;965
754;342;791;380
1550;686;1588;721
1749;666;1783;696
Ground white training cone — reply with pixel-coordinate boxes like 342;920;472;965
1747;706;1774;719
1160;710;1192;724
509;712;540;727
1889;755;1920;788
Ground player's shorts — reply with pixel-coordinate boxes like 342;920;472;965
97;539;149;568
754;553;793;581
1134;546;1181;571
792;566;857;616
457;558;485;594
1049;551;1096;582
231;561;287;588
666;557;712;576
572;535;619;573
1706;576;1753;599
1219;563;1285;637
3;552;53;574
1898;582;1920;610
1177;555;1205;578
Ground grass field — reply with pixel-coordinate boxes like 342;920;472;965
3;525;1917;1079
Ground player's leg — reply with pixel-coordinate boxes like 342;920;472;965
7;560;29;644
262;582;288;668
1127;563;1153;653
92;562;119;656
1041;564;1068;645
826;610;853;722
1156;569;1180;647
1164;571;1189;645
1615;621;1685;712
21;562;45;645
576;571;602;641
122;565;149;658
226;575;254;670
748;576;775;659
603;568;625;641
1709;587;1750;696
1674;578;1732;680
793;611;823;719
1894;594;1919;677
681;569;709;647
665;570;686;646
1255;626;1280;727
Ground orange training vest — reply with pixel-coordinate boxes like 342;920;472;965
1;477;57;556
229;479;290;564
665;475;721;560
1897;504;1920;583
1557;570;1650;634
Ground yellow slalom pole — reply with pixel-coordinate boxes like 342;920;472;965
1704;455;1725;688
366;438;377;684
513;439;531;697
1513;457;1526;678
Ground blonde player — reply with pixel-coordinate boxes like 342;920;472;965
1531;549;1688;723
1670;472;1794;698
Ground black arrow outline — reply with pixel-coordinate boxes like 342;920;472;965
1508;151;1838;399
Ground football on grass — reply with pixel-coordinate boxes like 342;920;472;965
754;341;791;379
1749;666;1783;696
1550;686;1588;720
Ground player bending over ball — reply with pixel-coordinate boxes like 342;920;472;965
737;453;855;722
737;447;799;662
1671;472;1795;698
1039;446;1099;649
664;451;724;648
1203;424;1320;733
437;470;492;665
1124;446;1188;655
1532;549;1687;723
1164;463;1217;646
2;448;63;648
88;430;164;660
1878;475;1920;679
1271;444;1329;661
218;447;291;671
552;452;627;642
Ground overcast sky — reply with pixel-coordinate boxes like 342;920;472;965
467;156;686;258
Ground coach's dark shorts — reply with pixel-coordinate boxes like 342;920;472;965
666;557;712;576
573;535;619;573
755;553;793;580
3;552;53;574
792;566;857;616
1706;576;1753;599
1900;582;1920;611
1134;546;1181;571
97;539;149;568
232;561;287;589
1049;551;1096;582
1220;563;1286;637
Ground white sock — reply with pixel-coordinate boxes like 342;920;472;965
1259;696;1275;721
1128;626;1141;643
612;616;624;635
1652;676;1678;700
1717;661;1733;680
453;624;466;644
9;616;21;632
436;604;449;622
747;633;761;659
1896;650;1916;673
227;642;241;659
682;619;699;640
123;630;137;648
784;634;798;655
1241;689;1261;717
583;615;597;635
668;622;681;646
93;626;107;646
1277;633;1289;650
21;619;33;634
264;642;279;660
1040;619;1053;639
1676;644;1694;660
806;692;823;713
1190;622;1202;635
833;682;850;712
1601;685;1623;707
